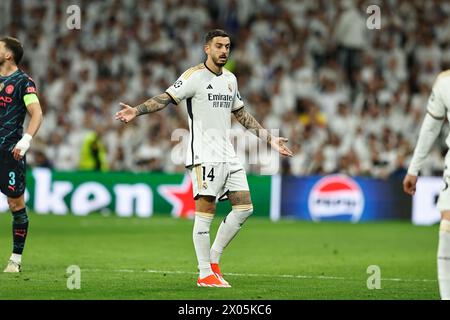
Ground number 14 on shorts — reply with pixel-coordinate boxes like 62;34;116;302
202;166;215;182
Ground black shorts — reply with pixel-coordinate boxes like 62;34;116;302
0;148;26;198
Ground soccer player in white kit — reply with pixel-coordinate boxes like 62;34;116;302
403;71;450;300
115;29;293;287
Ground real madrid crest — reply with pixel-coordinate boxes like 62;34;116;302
228;83;232;93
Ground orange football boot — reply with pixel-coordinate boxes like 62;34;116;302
211;263;230;287
197;273;230;288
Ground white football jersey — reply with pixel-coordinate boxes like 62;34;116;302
427;71;450;175
166;63;244;166
427;72;450;120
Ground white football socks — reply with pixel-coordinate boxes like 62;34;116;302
10;253;22;264
193;213;214;279
438;219;450;300
210;206;253;264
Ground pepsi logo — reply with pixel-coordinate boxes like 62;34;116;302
5;84;14;94
308;175;364;222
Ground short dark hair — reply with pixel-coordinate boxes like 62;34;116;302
0;36;23;65
204;29;230;44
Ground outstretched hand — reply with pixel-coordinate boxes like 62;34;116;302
115;103;138;123
270;137;294;157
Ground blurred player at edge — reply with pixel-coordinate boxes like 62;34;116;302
403;71;450;300
0;37;43;273
116;29;293;287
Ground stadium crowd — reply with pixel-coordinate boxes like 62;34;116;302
2;0;450;178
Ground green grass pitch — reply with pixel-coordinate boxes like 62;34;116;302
0;213;440;300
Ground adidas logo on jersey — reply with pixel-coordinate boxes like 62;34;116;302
206;84;213;89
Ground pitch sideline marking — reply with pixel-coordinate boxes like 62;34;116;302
84;268;437;283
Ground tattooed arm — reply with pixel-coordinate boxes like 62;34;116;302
115;93;173;123
233;107;294;157
233;107;272;142
134;93;173;115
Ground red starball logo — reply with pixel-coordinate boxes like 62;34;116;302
5;85;14;94
158;175;195;219
308;175;365;222
26;87;36;93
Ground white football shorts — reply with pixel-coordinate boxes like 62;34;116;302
188;161;249;200
437;176;450;211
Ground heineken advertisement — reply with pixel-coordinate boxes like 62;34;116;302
0;168;272;218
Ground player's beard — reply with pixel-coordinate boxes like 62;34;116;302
213;54;228;67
